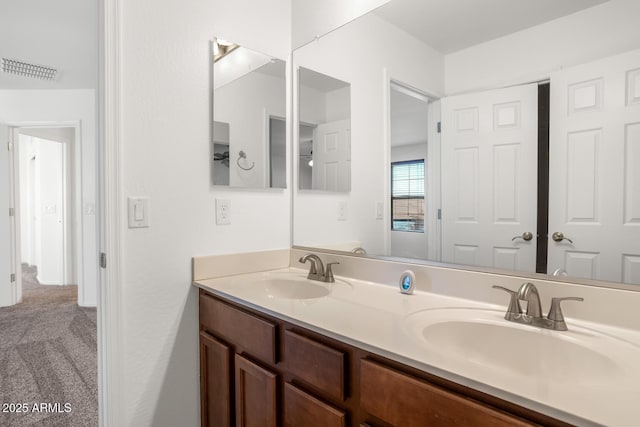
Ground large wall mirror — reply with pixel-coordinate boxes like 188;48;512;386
212;37;286;188
292;0;640;289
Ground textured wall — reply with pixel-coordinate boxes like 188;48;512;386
118;0;291;425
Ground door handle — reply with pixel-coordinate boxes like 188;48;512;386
552;232;573;244
512;231;533;242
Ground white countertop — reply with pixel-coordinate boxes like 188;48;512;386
194;267;640;427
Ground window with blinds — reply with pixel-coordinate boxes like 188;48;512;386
391;160;425;232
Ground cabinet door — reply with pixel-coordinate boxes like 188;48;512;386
200;332;232;427
284;383;346;427
235;354;278;427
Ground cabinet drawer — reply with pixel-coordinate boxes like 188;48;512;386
200;292;277;364
284;330;346;400
284;383;346;427
360;359;534;427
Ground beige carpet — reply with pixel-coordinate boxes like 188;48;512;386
0;265;98;427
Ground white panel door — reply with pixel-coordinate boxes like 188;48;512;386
312;119;351;192
441;84;538;272
549;49;640;284
37;140;65;285
0;123;14;307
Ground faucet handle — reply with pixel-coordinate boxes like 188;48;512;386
492;286;523;319
325;262;340;283
547;297;584;323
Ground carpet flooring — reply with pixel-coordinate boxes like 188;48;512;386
0;265;98;427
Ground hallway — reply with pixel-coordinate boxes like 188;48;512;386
0;265;97;426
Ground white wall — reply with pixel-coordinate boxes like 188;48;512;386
117;0;291;425
293;12;444;255
325;86;351;122
0;89;97;306
214;70;286;188
445;0;640;94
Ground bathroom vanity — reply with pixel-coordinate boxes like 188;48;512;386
193;249;640;427
198;290;566;427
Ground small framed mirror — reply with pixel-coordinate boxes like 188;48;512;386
297;67;351;192
211;37;287;188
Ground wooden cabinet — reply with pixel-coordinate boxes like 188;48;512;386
283;330;346;401
284;383;346;427
199;289;572;427
360;359;533;427
200;292;277;364
235;354;278;427
199;332;232;427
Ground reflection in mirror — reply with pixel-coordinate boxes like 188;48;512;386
212;37;286;188
292;0;640;288
298;67;351;192
389;82;436;261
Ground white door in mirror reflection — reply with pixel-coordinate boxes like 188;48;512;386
549;49;640;284
312;119;351;192
441;84;538;272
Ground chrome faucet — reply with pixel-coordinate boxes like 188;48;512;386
493;282;584;331
299;254;339;283
518;282;542;318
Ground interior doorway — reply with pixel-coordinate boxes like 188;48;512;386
388;81;441;261
5;125;81;306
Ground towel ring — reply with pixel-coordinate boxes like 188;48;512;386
237;150;255;171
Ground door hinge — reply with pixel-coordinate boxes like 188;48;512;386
7;141;13;151
9;207;14;217
10;273;15;283
437;208;442;220
437;122;441;133
100;253;107;269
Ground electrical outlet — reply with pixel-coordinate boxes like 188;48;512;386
216;199;231;225
338;201;348;221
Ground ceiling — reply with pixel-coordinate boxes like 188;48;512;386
374;0;609;54
0;0;97;90
299;67;350;93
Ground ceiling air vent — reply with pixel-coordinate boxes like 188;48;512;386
2;57;57;80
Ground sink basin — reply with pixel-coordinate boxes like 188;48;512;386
403;308;639;386
227;271;349;300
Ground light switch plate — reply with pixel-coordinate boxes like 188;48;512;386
128;197;149;228
375;201;384;220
